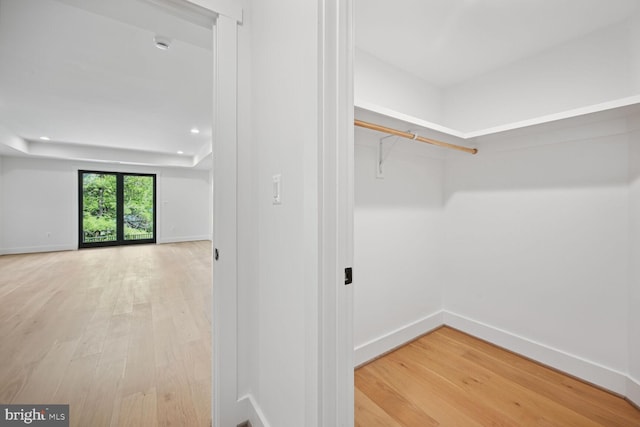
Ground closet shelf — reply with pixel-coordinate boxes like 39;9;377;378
355;94;640;141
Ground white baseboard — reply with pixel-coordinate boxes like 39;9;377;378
241;394;270;427
158;235;212;244
628;376;640;408
442;311;629;395
354;310;444;367
355;310;632;398
0;237;213;254
0;244;76;255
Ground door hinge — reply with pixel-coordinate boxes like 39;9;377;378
345;267;353;285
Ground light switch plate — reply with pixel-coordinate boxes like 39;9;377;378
272;174;282;205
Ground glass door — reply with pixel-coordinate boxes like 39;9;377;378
123;174;155;242
79;171;156;248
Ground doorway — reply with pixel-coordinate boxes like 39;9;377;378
78;170;156;248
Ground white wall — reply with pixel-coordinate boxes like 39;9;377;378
628;113;640;404
442;19;638;132
235;0;259;408
355;49;442;123
2;157;78;253
0;156;3;250
0;156;211;254
443;116;631;391
355;15;640;134
249;0;320;425
354;127;445;365
632;12;640;93
158;167;212;243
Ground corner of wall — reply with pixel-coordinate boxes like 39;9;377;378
355;48;443;123
354;310;444;367
628;116;640;406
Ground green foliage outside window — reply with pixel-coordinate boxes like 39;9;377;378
82;173;154;243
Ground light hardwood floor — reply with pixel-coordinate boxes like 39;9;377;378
356;326;640;427
0;241;212;427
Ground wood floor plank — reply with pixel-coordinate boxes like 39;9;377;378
51;354;100;427
356;326;640;427
402;337;602;426
76;358;126;427
373;351;514;426
0;242;212;426
156;356;200;427
12;338;79;404
354;388;404;427
113;387;158;427
438;327;640;416
355;366;440;426
431;329;639;426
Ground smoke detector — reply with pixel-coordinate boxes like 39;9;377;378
154;35;171;50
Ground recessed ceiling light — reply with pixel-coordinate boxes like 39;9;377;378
190;128;200;134
39;136;50;141
177;150;184;154
154;35;171;50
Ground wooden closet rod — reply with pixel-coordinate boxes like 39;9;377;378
354;119;478;155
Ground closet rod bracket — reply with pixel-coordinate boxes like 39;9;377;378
377;134;398;179
377;130;416;178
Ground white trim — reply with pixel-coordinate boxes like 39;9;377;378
355;100;467;139
627;376;640;408
355;310;637;400
241;394;271;427
355;94;640;140
466;95;640;138
209;11;241;427
317;0;354;425
158;235;212;244
354;310;444;367
0;244;76;255
443;311;629;395
0;237;213;255
186;0;242;23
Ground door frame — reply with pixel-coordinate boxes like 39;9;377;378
187;0;354;425
78;170;157;248
317;1;355;425
185;2;243;426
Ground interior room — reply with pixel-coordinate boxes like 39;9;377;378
3;0;640;426
352;0;640;425
0;0;214;424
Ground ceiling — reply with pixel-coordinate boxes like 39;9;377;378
355;0;640;88
0;0;213;167
2;0;639;167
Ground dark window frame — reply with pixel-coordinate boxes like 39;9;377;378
78;170;157;248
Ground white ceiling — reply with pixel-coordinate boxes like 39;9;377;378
0;0;213;167
2;0;639;167
355;0;640;88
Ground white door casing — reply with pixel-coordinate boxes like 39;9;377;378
317;0;354;425
184;0;355;425
182;0;242;425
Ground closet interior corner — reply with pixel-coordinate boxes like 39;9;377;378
353;1;640;424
